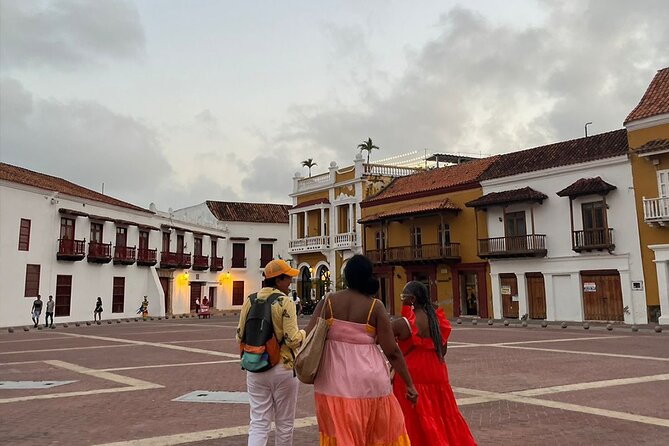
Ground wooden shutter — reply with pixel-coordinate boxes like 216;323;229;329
260;244;273;268
55;275;72;317
19;219;31;251
112;277;125;313
24;264;40;297
232;281;245;305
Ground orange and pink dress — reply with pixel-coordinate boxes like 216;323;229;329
314;299;410;446
393;306;477;446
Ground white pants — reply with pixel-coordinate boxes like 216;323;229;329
247;365;299;446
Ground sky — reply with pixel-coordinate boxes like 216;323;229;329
1;0;668;210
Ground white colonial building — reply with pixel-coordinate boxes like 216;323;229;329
0;162;289;328
465;130;648;324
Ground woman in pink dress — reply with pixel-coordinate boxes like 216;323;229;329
392;281;477;446
305;255;418;445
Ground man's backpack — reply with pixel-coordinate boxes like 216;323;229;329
240;292;283;372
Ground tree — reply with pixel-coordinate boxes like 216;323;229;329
301;158;317;177
357;138;380;164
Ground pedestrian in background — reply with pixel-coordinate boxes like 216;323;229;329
31;295;43;328
45;295;55;328
94;297;103;322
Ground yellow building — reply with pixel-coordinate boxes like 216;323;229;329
289;154;417;303
359;157;498;317
624;67;669;324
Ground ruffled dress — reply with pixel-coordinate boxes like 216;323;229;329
314;299;410;446
392;306;477;446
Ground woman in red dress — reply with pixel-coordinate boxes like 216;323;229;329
392;281;477;446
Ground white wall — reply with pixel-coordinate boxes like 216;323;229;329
482;156;647;324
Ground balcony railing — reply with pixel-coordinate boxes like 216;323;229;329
161;251;192;269
137;248;157;266
87;241;112;263
193;255;209;271
367;243;460;264
210;256;224;271
289;236;330;253
113;246;136;265
231;257;247;268
57;238;86;261
296;172;332;192
333;232;358;249
363;164;418;177
572;229;615;252
478;235;547;259
643;197;669;226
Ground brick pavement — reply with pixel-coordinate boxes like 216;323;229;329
1;316;667;445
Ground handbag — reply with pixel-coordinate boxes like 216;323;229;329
294;296;333;384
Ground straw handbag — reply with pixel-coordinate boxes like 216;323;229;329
295;296;333;384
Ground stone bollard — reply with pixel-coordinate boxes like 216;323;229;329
63;324;69;328
134;318;139;322
37;326;43;330
561;322;567;329
583;323;590;330
117;319;121;323
655;326;663;333
521;321;528;328
75;322;81;327
631;325;639;332
456;318;462;325
8;327;14;333
606;324;613;331
24;326;30;331
472;319;478;326
487;319;494;326
51;325;56;329
541;321;548;328
503;320;510;326
107;320;112;324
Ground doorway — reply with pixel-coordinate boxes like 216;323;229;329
160;277;171;314
500;273;519;318
526;273;546;319
190;283;203;312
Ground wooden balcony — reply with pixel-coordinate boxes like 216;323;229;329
57;238;86;261
643;197;669;226
113;246;136;265
193;255;209;271
160;251;191;269
572;229;615;253
210;256;224;271
478;235;547;259
231;257;247;268
137;248;157;266
289;236;330;253
367;243;460;264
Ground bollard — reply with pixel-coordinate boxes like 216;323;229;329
606;324;613;331
541;321;548;328
583;323;589;330
503;320;509;326
487;319;494;326
561;322;567;329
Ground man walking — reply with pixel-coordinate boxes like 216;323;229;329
31;295;43;328
45;295;55;328
236;259;305;446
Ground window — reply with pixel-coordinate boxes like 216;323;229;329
411;227;422;247
582;201;606;231
162;232;171;252
211;239;218;257
60;217;75;239
260;244;273;268
375;231;386;250
438;224;451;245
232;281;245;305
139;231;150;251
194;237;203;256
116;227;127;247
18;219;31;251
55;275;72;317
658;170;668;198
232;243;246;268
24;264;40;297
90;223;103;243
176;234;185;253
112;277;125;313
504;212;527;237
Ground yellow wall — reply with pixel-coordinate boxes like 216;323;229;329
296;190;329;205
335;169;356;184
362;187;489;317
293;252;327;269
627;122;669;308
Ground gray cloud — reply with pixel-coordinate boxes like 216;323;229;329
0;77;172;206
0;0;145;70
276;1;669;162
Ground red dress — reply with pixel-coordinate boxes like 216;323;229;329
393;306;477;446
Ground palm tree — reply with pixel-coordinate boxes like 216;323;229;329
357;138;380;164
301;158;317;177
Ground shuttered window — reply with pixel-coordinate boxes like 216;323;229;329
19;219;31;251
24;264;40;297
112;277;125;313
232;281;245;306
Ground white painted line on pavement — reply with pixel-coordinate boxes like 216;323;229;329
511;373;669;397
0;344;140;355
494;344;669;362
162;338;236;344
100;359;240;372
0;336;71;344
57;332;239;358
493;336;630;346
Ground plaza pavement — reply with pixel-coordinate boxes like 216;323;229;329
1;315;667;445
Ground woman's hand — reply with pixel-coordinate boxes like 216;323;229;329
405;385;419;406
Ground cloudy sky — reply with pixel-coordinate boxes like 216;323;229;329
1;0;668;209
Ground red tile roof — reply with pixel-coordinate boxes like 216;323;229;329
465;187;548;208
625;67;669;124
480;129;629;181
0;162;151;213
635;139;669;155
556;177;616;198
291;198;330;210
362;157;499;206
359;199;461;223
206;201;289;224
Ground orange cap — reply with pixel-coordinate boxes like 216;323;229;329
264;259;299;279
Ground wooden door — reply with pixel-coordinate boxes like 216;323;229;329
160;277;170;314
55;275;72;317
581;272;624;321
526;273;546;319
232;281;245;306
190;283;202;311
208;286;217;308
500;274;519;318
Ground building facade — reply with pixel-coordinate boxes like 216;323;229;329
624;67;669;324
468;130;647;324
288;154;416;304
360;157;498;316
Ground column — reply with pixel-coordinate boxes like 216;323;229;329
619;269;636;325
544;274;556;321
517;274;528;320
348;203;354;234
490;273;502;319
320;208;326;237
334;206;339;235
303;212;309;238
657;260;669;325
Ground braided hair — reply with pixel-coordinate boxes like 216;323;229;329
405;281;443;361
